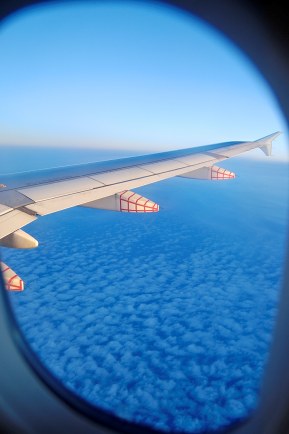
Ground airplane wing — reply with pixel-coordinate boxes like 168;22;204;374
0;132;281;290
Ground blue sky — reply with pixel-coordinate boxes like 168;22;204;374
1;1;289;433
0;1;287;158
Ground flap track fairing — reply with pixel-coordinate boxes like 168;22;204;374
180;165;236;180
0;261;24;291
0;229;38;249
81;190;159;213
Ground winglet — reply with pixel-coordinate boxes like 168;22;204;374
254;131;282;157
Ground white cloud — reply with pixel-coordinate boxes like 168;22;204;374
2;162;288;432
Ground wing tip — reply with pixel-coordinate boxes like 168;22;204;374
255;131;282;143
255;131;282;157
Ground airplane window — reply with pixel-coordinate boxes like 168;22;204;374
0;1;288;433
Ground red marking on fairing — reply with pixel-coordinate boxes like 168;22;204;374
143;199;149;206
135;195;143;205
1;262;24;291
119;191;159;213
211;166;235;180
7;273;23;291
127;192;136;200
119;190;127;212
7;282;24;291
8;274;17;284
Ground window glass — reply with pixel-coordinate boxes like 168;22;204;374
1;2;288;432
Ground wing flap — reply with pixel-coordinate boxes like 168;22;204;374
19;176;103;201
22;176;161;215
140;159;187;173
172;153;216;166
90;167;150;185
21;159;215;216
0;204;12;216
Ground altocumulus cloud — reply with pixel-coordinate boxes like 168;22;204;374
3;160;288;433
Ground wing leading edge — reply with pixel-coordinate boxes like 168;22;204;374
0;131;281;290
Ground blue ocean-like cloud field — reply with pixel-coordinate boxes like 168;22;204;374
2;153;288;433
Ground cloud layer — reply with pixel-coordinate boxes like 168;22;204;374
3;160;288;433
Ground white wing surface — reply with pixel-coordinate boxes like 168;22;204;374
0;132;281;289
